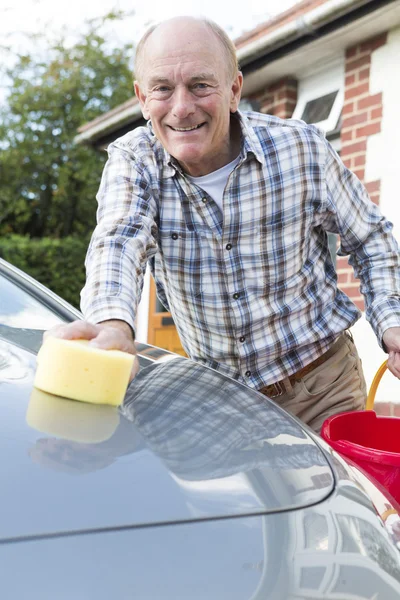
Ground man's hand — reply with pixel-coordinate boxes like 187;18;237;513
382;327;400;379
44;319;139;381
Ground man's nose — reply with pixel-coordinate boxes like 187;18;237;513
171;87;195;119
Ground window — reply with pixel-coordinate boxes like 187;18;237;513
292;58;344;143
301;91;338;125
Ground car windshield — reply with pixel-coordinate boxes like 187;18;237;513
0;274;66;330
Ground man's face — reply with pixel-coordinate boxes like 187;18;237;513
134;20;243;177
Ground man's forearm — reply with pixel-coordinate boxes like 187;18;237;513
99;319;135;341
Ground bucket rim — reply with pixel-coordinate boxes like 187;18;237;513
321;410;400;467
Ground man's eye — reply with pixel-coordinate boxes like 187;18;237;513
194;83;209;89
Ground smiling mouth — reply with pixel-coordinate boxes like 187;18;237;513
169;123;206;132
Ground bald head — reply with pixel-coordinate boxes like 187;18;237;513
134;16;239;84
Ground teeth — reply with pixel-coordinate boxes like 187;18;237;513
172;124;202;131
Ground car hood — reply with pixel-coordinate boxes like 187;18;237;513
0;331;334;542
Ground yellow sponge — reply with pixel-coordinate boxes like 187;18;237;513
34;337;135;406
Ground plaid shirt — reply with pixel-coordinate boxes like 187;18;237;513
81;111;400;389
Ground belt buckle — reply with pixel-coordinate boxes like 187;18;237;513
269;381;284;398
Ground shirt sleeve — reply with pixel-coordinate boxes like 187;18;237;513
80;143;159;335
321;140;400;347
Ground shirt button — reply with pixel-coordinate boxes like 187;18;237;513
171;233;179;240
245;371;251;377
226;243;232;250
202;197;208;203
233;292;240;300
239;336;246;343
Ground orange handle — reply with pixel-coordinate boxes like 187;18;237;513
366;360;388;411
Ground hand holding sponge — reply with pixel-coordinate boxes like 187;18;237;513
34;336;136;406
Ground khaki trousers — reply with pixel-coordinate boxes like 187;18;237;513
260;333;367;434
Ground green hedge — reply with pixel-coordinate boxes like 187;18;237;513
0;235;90;309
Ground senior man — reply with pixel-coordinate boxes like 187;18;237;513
49;16;400;433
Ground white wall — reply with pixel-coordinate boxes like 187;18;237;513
366;26;400;238
350;319;392;405
357;26;400;404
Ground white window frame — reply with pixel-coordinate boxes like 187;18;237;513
292;59;345;135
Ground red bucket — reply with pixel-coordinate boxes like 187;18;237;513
321;410;400;506
321;361;400;507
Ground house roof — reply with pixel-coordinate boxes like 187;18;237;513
235;0;330;49
75;0;400;146
77;97;140;136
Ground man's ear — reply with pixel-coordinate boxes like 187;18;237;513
230;71;244;113
134;81;150;120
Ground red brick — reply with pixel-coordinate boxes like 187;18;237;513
370;193;380;206
343;285;361;298
365;180;381;194
358;93;382;110
266;83;279;94
342;112;368;129
346;46;358;59
354;155;365;167
353;168;365;181
341;130;353;142
345;73;356;86
349;272;360;285
370;106;383;120
356;122;381;138
345;82;370;100
259;92;273;104
342;101;354;116
277;88;297;101
360;33;388;54
353;298;365;311
286;83;298;93
277;104;291;115
341;140;367;156
261;104;274;114
358;67;370;81
342;158;353;169
261;102;274;112
346;55;371;73
268;79;288;93
336;257;351;270
337;272;349;284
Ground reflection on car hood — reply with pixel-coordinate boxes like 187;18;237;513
0;337;333;542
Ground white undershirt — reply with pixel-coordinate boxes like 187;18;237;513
186;155;241;212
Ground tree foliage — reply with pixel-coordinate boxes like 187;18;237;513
0;14;134;238
0;234;90;308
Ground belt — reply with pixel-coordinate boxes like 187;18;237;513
258;334;347;399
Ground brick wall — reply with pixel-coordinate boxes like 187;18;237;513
338;32;387;311
253;77;298;119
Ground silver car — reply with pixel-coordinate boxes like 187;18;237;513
1;257;400;599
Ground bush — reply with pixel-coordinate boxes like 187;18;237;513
0;235;90;309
